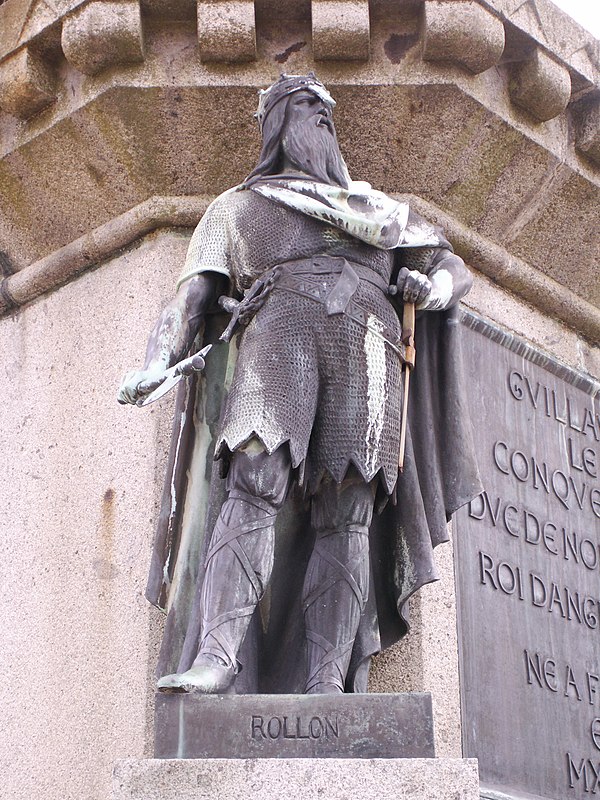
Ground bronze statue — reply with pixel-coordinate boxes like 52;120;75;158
118;74;481;695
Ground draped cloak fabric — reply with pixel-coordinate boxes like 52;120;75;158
146;180;483;693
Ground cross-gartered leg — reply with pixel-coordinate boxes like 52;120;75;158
157;443;291;693
303;476;374;694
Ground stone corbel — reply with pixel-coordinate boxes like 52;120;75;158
573;96;600;167
61;0;145;77
311;0;370;62
508;46;571;122
197;1;257;63
422;0;505;75
0;45;56;120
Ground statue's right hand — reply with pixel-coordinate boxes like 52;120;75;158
117;368;166;405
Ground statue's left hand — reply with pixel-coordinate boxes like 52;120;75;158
395;267;432;305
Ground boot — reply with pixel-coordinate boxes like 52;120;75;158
158;446;290;693
302;479;373;694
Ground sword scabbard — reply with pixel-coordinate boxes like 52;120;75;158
398;302;416;472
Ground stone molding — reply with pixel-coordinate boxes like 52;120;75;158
422;1;505;75
111;757;481;800
0;44;56;119
0;0;597;119
404;195;600;346
573;95;600;166
508;46;571;122
0;0;597;335
2;193;599;346
478;0;598;95
61;0;145;76
197;1;257;63
312;0;370;62
0;195;210;313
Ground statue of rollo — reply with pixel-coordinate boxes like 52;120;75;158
118;74;481;696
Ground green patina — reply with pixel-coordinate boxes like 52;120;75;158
444;117;523;224
0;159;29;220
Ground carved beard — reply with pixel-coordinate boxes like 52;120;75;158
282;115;349;188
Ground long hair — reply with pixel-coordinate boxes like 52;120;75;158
244;99;290;186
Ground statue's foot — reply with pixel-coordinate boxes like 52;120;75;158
157;660;235;694
305;683;344;695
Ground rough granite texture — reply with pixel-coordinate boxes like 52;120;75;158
0;5;597;314
111;757;480;800
197;0;257;63
61;0;145;76
0;1;598;799
509;46;572;122
312;0;371;62
574;95;600;166
422;0;505;75
0;45;56;119
370;528;462;759
0;233;186;800
2;228;595;800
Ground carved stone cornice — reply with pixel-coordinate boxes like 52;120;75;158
0;0;597;330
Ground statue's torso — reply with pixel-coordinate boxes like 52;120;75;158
219;190;394;293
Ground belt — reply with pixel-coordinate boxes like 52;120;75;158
273;257;408;363
280;255;390;295
220;256;407;363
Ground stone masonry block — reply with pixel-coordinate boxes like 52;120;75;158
61;0;144;77
312;1;370;62
573;96;600;166
422;1;505;75
197;1;256;63
509;47;571;122
0;46;56;120
112;757;481;800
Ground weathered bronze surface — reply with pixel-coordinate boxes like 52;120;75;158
154;693;435;759
118;74;481;697
455;311;600;800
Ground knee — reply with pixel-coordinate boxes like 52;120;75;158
226;443;291;509
311;478;375;533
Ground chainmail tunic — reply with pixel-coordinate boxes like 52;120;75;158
181;189;440;495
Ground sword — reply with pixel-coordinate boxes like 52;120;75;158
398;303;415;472
136;344;212;407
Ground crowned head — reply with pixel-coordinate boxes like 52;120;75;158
246;73;350;189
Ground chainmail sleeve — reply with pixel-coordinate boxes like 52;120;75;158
176;190;236;289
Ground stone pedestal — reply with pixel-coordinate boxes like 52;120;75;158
154;692;435;759
131;694;481;799
112;757;480;800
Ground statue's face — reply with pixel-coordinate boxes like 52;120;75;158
277;88;349;187
284;89;335;136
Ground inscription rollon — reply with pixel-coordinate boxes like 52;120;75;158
455;312;600;800
251;715;340;741
154;693;435;759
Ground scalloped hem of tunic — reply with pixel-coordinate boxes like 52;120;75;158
215;431;397;499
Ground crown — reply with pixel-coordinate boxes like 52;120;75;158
255;72;336;129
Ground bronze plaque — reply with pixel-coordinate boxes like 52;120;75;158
455;313;600;800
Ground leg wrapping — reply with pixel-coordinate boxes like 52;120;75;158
303;478;374;693
195;446;290;672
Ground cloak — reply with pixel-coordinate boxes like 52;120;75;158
145;299;482;693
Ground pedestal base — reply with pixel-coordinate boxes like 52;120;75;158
112;758;480;800
154;692;434;759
